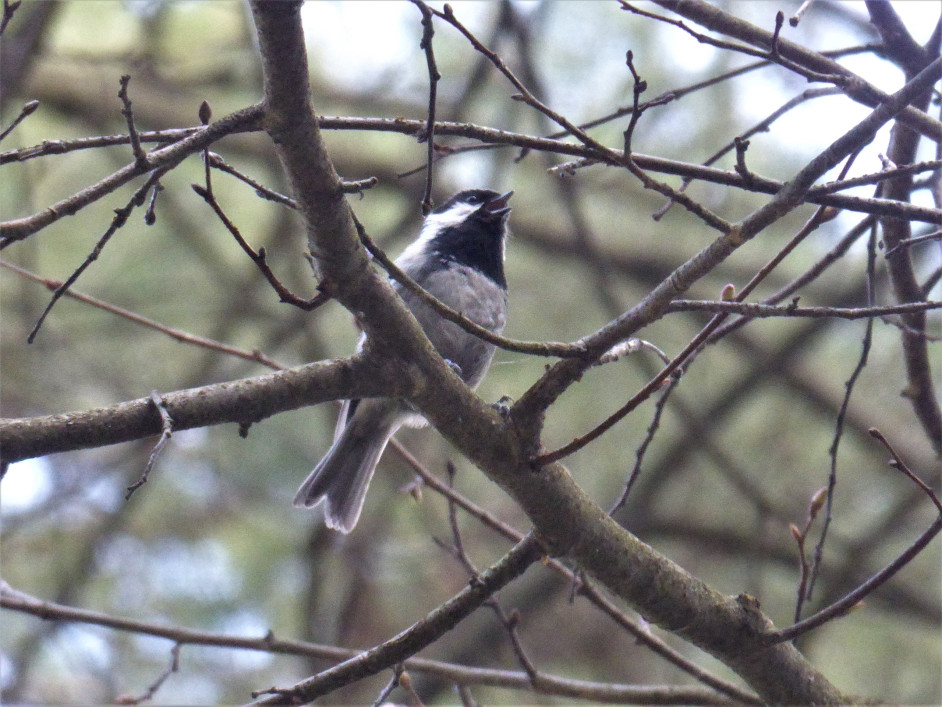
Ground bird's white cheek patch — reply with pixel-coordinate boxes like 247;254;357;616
418;203;480;242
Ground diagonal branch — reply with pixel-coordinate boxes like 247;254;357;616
0;104;263;246
653;0;942;140
513;56;942;432
250;536;543;705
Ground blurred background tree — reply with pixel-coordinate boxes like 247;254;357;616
1;1;940;704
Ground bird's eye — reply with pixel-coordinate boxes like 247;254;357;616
466;195;480;204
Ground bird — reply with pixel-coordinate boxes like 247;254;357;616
294;189;513;533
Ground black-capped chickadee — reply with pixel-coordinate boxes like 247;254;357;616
294;189;513;533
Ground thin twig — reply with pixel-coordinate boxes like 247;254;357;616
0;0;22;35
125;391;174;500
607;376;677;515
438;463;540;685
0;99;39;142
371;666;403;707
806;217;878;605
790;0;816;27
707;215;876;344
116;643;182;705
206;151;377;206
250;536;543;705
869;428;942;514
0;578;739;705
667;299;941;320
5;115;940;247
118;75;148;169
191;183;329;311
884;228;942;256
766;513;942;645
537;188;854;467
26;168;167;343
621;51;731;233
410;0;441;215
390;445;759;703
653;87;842;220
789;488;828;626
1;259;284;369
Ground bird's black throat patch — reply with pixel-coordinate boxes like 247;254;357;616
427;217;507;289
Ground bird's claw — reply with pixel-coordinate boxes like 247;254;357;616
492;395;514;418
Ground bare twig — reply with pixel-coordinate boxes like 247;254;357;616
118;75;148;169
115;643;182;705
410;0;441;214
0;580;733;704
767;427;942;647
438;464;539;685
389;447;758;704
0;0;22;34
790;0;816;27
806;189;878;605
884;228;942;256
707;215;876;344
250;536;543;705
371;666;403;707
123;391;175;500
788;488;828;626
536;179;857;466
26;168;168;343
1;103;265;246
0;259;284;369
607;376;677;515
621;51;732;234
1;127;198;164
4;115;939;241
0;99;39;142
653;87;843;220
667;299;941;320
869;428;942;514
191;183;330;311
206;151;376;206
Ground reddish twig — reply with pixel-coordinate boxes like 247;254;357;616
115;643;182;705
1;259;284;369
191;184;329;311
869;428;942;514
788;488;829;626
765;428;942;645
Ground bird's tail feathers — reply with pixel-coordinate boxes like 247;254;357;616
293;412;397;533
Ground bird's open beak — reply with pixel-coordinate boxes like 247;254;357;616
485;190;513;217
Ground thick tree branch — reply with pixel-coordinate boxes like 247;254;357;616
876;32;942;453
0;357;389;466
